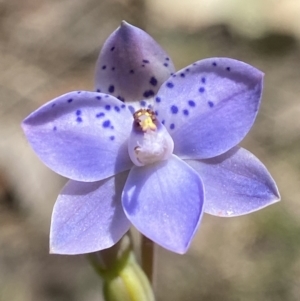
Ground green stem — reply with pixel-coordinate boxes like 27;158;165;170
87;235;131;280
141;235;155;285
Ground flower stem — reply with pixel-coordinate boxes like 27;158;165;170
141;235;155;286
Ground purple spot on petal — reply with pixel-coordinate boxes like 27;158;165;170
68;98;73;103
172;74;176;78
142;64;145;67
193;63;197;66
143;90;154;98
165;57;170;61
105;95;109;98
108;85;115;93
150;77;157;86
77;91;81;94
96;112;105;118
208;101;214;108
114;106;120;112
111;47;115;51
155;97;161;103
183;109;189;116
117;96;125;102
171;105;178;114
140;100;146;107
53;126;57;131
121;104;126;109
128;106;135;113
110;136;115;141
162;120;165;125
212;62;217;66
155;110;158;116
76;117;82;123
226;67;231;71
51;103;56;108
130;70;134;74
102;65;106;70
76;110;81;116
186;68;190;72
96;96;101;100
110;126;114;129
170;123;175;130
103;120;111;128
199;87;205;93
164;63;169;67
143;59;149;63
180;73;185;78
97;89;101;92
166;82;174;88
201;77;206;84
105;105;111;110
188;100;196;107
112;67;115;71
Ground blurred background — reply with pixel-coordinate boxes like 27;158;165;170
0;0;300;300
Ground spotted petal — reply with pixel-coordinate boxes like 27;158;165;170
122;155;204;254
186;147;280;217
155;58;263;159
22;91;133;182
95;21;175;103
50;171;130;254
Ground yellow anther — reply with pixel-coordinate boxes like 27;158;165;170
133;109;157;132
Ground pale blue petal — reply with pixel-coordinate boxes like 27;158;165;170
50;171;130;254
186;147;280;217
122;155;204;254
154;58;263;159
95;21;175;103
22;91;133;181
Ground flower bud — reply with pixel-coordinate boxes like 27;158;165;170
88;234;155;301
103;251;155;301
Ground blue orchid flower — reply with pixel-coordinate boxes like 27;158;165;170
22;21;280;255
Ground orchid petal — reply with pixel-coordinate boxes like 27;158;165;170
186;147;280;217
122;155;204;254
22;91;133;182
50;171;130;254
95;21;175;104
155;58;263;159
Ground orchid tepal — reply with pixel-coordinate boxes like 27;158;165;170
22;21;280;255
